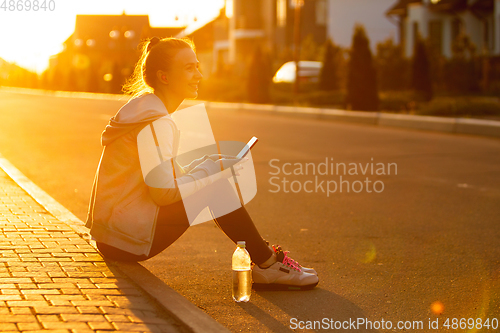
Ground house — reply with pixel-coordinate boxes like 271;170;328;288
177;0;327;77
48;13;185;93
386;0;500;58
175;12;224;79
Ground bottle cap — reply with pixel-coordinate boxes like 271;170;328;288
237;241;246;247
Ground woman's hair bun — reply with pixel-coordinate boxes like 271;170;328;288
147;36;161;52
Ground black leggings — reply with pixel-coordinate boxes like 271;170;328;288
96;177;273;265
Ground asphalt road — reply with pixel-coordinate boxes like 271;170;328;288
1;89;499;332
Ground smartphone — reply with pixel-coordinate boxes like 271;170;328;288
236;137;258;159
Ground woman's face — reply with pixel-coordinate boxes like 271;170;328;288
165;48;203;99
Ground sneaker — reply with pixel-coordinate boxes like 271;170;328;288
265;242;318;276
252;248;319;291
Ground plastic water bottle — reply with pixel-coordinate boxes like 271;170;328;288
232;241;251;302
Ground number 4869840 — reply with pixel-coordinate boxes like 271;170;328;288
1;0;56;11
443;318;498;330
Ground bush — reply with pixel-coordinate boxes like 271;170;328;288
379;91;419;112
271;82;345;107
379;91;500;118
416;97;500;117
303;90;346;107
442;57;480;93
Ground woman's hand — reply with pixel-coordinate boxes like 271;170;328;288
217;157;246;170
183;154;214;173
207;153;239;161
217;157;248;176
189;157;247;177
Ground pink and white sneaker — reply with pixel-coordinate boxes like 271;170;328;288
271;245;318;276
264;243;318;275
252;246;319;291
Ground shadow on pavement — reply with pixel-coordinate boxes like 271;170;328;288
100;259;190;333
236;287;378;332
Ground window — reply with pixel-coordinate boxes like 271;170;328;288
225;0;233;18
316;0;327;26
289;0;303;9
277;0;286;27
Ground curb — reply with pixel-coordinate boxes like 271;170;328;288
0;153;230;333
2;86;499;138
0;86;126;101
206;102;500;138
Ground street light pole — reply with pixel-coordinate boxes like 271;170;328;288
293;0;303;101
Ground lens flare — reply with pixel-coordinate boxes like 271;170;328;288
431;301;444;315
355;241;376;263
466;278;492;333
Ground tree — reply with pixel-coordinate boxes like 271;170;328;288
40;69;50;90
87;61;101;93
51;65;65;90
451;30;476;59
300;34;321;61
215;51;228;78
247;45;272;103
319;39;342;91
66;67;78;91
375;38;410;91
411;36;433;101
346;25;379;111
443;31;479;93
111;62;123;94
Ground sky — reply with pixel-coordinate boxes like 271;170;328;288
327;0;397;51
0;0;399;74
0;0;225;74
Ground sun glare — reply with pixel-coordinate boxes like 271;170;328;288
0;0;224;74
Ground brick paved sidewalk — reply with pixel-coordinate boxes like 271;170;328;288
0;168;187;333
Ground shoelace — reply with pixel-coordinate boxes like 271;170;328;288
273;245;302;272
282;252;302;272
